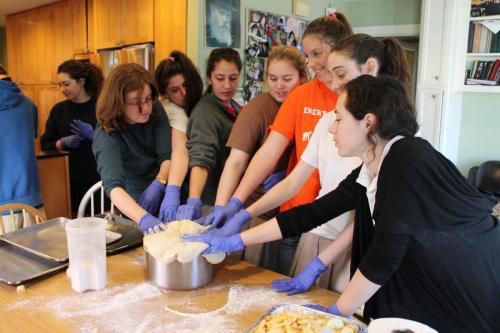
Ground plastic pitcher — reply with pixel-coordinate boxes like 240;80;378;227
65;217;107;292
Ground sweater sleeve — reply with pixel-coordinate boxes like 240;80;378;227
40;106;60;151
276;166;360;238
186;102;223;172
92;127;125;197
358;232;410;285
153;102;172;163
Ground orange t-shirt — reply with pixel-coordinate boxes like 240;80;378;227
270;78;338;212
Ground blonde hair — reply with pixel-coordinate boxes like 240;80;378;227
265;45;308;81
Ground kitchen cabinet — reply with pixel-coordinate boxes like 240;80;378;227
37;152;72;219
6;1;73;85
71;0;88;54
19;85;64;152
91;0;154;49
154;0;187;65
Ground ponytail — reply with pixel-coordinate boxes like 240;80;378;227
381;38;411;92
302;12;353;47
332;34;411;92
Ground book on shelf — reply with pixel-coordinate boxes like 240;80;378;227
466;78;499;86
468;22;500;53
466;59;500;85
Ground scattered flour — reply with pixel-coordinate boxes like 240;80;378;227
5;282;314;332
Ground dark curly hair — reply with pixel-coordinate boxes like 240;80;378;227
57;60;104;98
155;51;203;116
343;75;418;145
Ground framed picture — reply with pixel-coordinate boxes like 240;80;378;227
205;0;241;48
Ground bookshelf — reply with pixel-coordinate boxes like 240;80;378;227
462;2;500;91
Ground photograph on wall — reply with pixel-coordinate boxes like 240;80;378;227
243;9;308;103
205;0;241;48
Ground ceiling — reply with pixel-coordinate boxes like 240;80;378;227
0;0;59;26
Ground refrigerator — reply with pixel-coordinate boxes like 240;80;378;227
96;43;155;77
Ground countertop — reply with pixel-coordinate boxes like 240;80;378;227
0;248;340;333
36;150;69;159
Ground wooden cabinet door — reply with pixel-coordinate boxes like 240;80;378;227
50;0;74;82
154;0;187;66
93;0;123;49
37;85;65;142
5;14;22;82
34;6;54;85
121;0;154;46
72;0;88;54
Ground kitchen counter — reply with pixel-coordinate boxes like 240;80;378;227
0;248;340;333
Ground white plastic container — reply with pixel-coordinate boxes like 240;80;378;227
65;217;107;292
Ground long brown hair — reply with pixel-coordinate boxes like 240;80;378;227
96;63;158;132
332;34;411;91
155;51;203;116
302;12;353;47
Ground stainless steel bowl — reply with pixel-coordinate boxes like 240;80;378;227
146;252;214;290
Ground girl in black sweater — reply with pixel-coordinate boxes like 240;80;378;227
40;60;103;215
186;75;500;333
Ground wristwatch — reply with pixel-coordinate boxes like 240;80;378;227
155;177;167;185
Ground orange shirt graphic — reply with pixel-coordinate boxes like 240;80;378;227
270;78;338;212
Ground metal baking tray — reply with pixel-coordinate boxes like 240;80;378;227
0;239;68;286
246;303;367;333
0;215;142;262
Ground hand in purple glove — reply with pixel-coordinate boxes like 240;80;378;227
263;170;286;192
272;256;327;296
176;198;203;220
138;213;163;234
196;197;243;227
182;233;244;254
60;134;84;149
70;119;94;141
303;303;343;316
138;180;165;215
159;185;181;222
209;209;252;237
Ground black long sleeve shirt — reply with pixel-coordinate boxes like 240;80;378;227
277;137;500;333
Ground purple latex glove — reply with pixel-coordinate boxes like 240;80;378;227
70;119;94;141
263;170;286;192
196;197;243;227
176;198;203;220
303;303;343;316
60;134;84;149
272;256;327;296
182;233;244;254
138;213;163;234
138;180;165;215
209;209;252;237
159;185;181;222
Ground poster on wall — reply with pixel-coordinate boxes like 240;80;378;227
205;0;241;48
243;9;308;102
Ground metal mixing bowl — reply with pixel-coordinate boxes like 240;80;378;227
146;252;214;290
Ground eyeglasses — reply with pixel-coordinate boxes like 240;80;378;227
125;95;155;112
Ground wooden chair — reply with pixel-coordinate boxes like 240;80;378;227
77;181;115;218
0;203;47;234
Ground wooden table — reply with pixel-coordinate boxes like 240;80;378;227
0;248;339;332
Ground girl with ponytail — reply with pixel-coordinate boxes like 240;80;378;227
41;59;104;215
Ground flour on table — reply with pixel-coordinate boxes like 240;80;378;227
143;219;225;264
